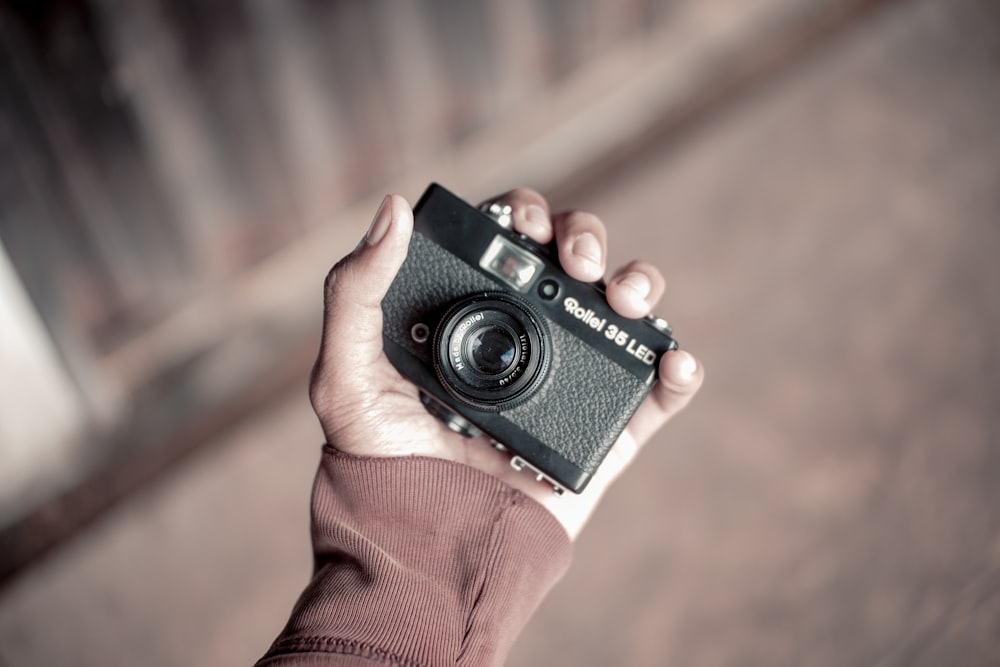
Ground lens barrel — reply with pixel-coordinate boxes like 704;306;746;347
433;293;550;411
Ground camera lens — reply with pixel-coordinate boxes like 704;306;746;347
433;293;550;412
467;325;518;375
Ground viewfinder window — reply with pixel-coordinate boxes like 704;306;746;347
479;236;544;292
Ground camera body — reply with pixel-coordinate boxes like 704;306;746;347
381;184;678;493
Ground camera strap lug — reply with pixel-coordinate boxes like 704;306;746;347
510;455;567;496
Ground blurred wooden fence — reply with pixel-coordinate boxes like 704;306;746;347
0;0;886;578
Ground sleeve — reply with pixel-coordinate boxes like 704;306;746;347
256;446;573;667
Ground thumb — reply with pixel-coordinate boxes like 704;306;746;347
318;195;413;377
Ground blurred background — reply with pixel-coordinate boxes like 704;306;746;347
1;0;998;665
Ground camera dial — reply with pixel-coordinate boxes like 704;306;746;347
433;292;550;412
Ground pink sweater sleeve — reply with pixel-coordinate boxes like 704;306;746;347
256;446;572;667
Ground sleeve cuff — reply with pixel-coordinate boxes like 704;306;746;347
258;446;572;667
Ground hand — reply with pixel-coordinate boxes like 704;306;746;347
309;188;704;539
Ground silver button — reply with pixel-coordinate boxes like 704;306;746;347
480;202;513;228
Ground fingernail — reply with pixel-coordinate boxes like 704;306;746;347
365;195;392;246
618;272;651;302
524;204;549;235
677;351;698;382
572;232;602;270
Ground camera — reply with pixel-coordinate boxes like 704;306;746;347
381;184;678;494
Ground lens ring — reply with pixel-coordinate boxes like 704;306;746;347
433;292;550;412
443;309;525;387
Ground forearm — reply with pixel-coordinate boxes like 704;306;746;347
257;447;572;667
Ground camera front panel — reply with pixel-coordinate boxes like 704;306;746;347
381;184;678;492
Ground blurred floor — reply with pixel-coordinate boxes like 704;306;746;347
2;0;999;665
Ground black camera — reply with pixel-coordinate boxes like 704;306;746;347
381;184;678;494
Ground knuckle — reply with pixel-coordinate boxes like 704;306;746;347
323;256;358;300
323;262;342;294
562;210;601;230
309;365;358;427
631;259;659;275
504;186;545;206
612;261;666;300
308;365;332;406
